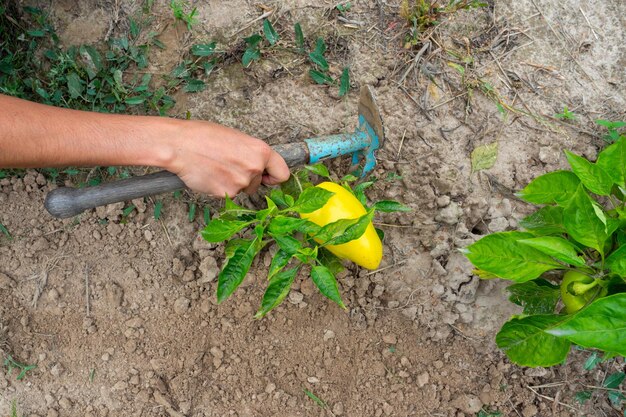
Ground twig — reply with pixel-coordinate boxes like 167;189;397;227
84;264;91;317
364;259;407;276
337;16;364;26
230;10;273;37
397;129;407;161
526;385;579;412
578;7;599;40
427;92;468;111
399;41;431;85
30;255;68;308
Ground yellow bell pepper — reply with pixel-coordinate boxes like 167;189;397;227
301;182;382;270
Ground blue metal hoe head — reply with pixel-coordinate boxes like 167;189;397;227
304;86;385;177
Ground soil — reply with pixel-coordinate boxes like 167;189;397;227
1;0;625;416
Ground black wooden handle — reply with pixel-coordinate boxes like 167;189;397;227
44;142;310;219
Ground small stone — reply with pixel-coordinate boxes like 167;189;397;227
332;402;344;416
198;257;219;283
522;404;538;417
488;217;509;232
382;334;397;344
125;317;143;328
46;410;59;417
47;288;60;302
144;230;153;241
307;376;319;384
173;297;190;314
124;339;137;353
288;291;304;305
452;394;483;414
58;397;72;409
210;347;224;359
50;363;64;377
323;330;335;341
402;306;418;320
398;370;410;378
172;258;185;277
417;372;429;387
524;367;548;378
436;195;451;207
101;353;110;362
371;361;386;377
265;382;276;394
435;202;462;225
112;381;128;390
181;269;196;282
382;402;393;415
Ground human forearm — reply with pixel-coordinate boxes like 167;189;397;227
0;94;176;169
0;94;290;196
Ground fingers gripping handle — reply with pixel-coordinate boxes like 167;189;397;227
44;142;310;219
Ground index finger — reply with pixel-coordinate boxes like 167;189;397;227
262;150;290;185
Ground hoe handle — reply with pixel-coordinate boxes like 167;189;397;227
44;142;309;219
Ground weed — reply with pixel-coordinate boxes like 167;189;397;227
10;399;20;417
89;368;96;383
336;2;352;13
3;355;37;380
477;409;502;417
169;0;198;30
303;388;327;408
0;222;11;239
401;0;487;48
596;119;626;143
554;105;576;120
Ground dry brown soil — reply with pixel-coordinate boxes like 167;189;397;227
1;1;625;416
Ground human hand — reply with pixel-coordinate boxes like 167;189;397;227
161;120;290;197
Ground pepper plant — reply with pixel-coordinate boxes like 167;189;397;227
200;164;409;318
464;134;626;367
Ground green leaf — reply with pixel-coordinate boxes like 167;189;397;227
606;245;626;277
309;50;328;71
464;231;563;282
311;265;345;309
27;29;45;37
201;219;252;242
268;249;292;279
217;238;260;303
372;200;411;213
318;247;344;275
583;351;602;370
563;186;608;254
255;267;299;318
66;72;83;98
546;293;626;356
597;135;626;188
220;195;256;220
0;222;10;238
244;34;263;47
607;390;625;407
242;47;261;67
564;150;613;196
309;69;334;85
184;78;206;93
471;142;498;172
125;96;145;105
153;200;163;220
273;234;302;255
339;67;350;97
268;216;320;235
519;206;565;235
518;237;586;267
517;171;580;205
304;164;330;178
188;203;196;222
328;210;374;245
263;19;279;45
191;42;216;56
496;314;571;367
506;279;561;315
353;181;375;206
122;205;135;217
294;23;305;50
291;187;334;214
574;391;592;404
375;227;385;241
604;372;625;389
315;216;361;243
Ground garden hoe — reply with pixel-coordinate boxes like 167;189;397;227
44;86;385;219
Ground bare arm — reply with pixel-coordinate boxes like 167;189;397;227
0;94;290;196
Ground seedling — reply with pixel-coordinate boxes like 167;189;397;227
596;119;626;143
169;0;198;30
401;0;487;48
0;222;11;239
200;165;409;318
554;105;576;120
464;137;626;367
303;388;327;408
478;409;502;417
3;355;37;380
336;2;352;13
